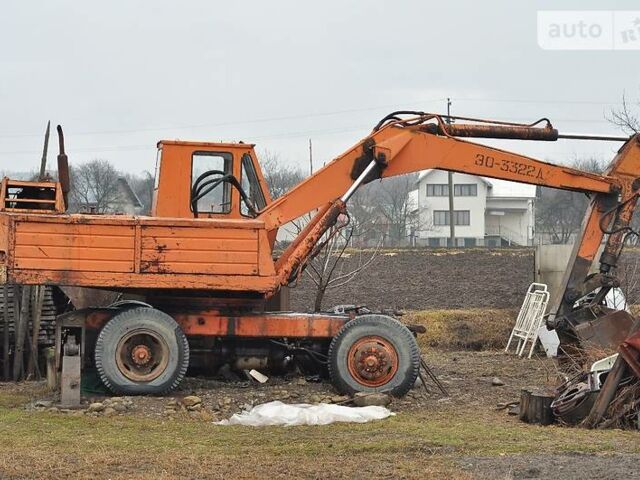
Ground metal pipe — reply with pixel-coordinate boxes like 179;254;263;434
420;123;559;141
420;123;631;142
56;125;70;208
340;160;377;203
558;132;631;142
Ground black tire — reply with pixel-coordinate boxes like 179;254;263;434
328;314;420;397
94;307;189;395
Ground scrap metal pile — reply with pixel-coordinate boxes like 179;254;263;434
550;328;640;429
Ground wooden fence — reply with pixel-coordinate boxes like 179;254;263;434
0;284;58;381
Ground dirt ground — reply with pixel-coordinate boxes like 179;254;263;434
2;349;639;479
291;248;535;312
289;247;640;312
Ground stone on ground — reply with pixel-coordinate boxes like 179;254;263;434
353;392;392;407
87;402;105;413
182;395;202;407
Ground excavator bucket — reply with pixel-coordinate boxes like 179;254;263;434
573;309;635;352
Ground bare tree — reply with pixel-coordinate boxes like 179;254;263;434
346;173;419;247
536;189;589;244
69;159;120;213
608;93;640;134
295;214;381;311
259;150;305;199
347;183;382;246
536;157;605;244
373;173;419;246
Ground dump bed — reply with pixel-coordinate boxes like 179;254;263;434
0;212;277;293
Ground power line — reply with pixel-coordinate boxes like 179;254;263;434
0;109;627;158
451;97;625;106
0;98;447;139
0;144;151;155
0;95;627;140
0;125;371;156
0;115;624;157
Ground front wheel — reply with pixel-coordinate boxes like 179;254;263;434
328;314;420;397
94;307;189;395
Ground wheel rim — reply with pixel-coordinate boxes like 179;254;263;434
347;335;399;387
115;329;170;382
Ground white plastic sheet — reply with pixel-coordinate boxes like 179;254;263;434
215;400;394;427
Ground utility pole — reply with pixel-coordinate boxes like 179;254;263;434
309;139;313;175
446;98;455;247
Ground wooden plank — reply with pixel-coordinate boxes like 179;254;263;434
141;249;256;264
15;232;135;248
7;213;265;230
141;225;257;240
5;198;56;204
0;285;58;349
15;258;134;273
15;245;134;262
140;261;257;275
16;221;135;237
141;236;256;252
4;180;56;188
27;285;45;379
13;286;29;380
11;270;276;292
2;283;8;380
139;217;264;229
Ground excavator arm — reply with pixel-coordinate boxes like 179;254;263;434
260;114;622;230
261;112;640;357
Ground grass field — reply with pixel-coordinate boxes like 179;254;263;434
2;393;639;479
2;347;640;479
0;308;636;479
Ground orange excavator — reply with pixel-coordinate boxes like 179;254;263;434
0;112;637;397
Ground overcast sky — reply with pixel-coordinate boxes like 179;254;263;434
1;0;639;176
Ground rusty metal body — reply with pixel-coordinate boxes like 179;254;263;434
1;113;639;390
1;213;278;294
620;331;640;379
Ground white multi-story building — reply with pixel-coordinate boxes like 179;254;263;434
412;169;536;247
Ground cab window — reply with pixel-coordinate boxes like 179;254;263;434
240;153;267;216
191;152;232;214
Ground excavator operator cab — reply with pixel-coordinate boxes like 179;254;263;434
151;140;271;219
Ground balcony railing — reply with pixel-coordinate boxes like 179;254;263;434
485;224;528;246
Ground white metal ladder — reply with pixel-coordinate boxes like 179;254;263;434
505;283;550;359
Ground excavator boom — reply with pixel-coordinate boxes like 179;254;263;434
259;114;625;232
267;112;640;357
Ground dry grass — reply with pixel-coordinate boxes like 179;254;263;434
404;309;516;351
2;404;639;479
2;305;638;479
1;346;640;479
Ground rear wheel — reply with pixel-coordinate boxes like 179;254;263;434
95;308;189;395
328;314;420;397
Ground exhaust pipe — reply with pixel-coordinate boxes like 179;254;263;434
56;125;70;209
